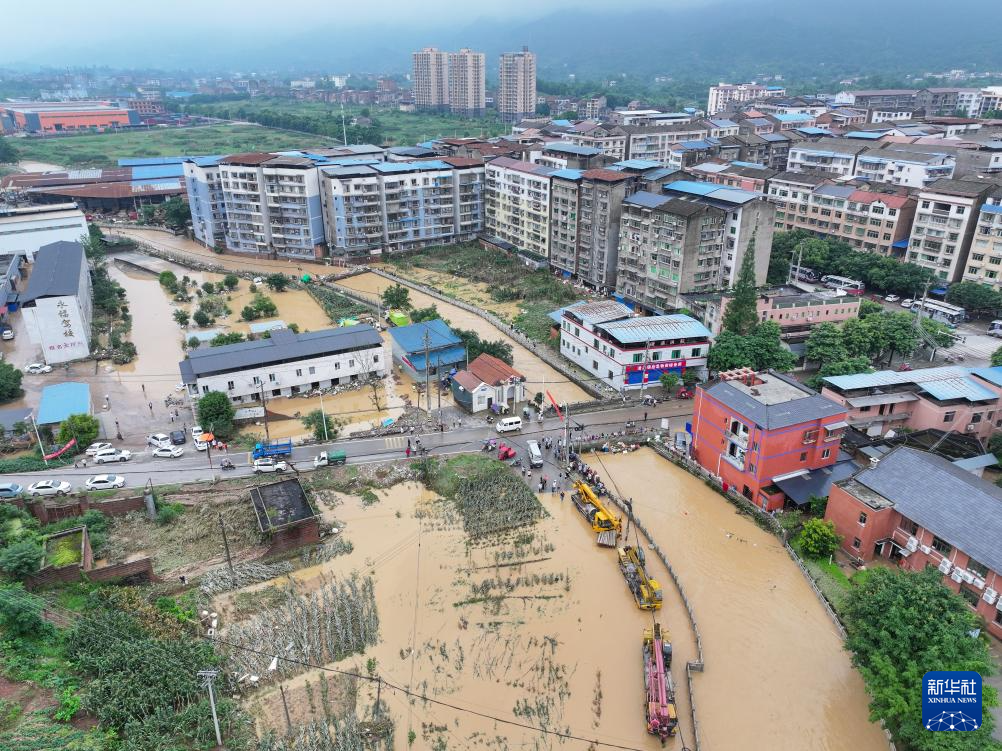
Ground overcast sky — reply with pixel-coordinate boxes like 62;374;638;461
3;0;697;65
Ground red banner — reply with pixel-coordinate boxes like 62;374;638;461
44;438;77;460
546;390;563;421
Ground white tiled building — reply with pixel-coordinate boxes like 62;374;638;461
484;156;555;257
961;190;1002;290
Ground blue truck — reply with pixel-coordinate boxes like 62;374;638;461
252;440;293;460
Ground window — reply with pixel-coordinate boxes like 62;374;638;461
799;452;807;461
592;360;598;370
904;519;919;535
971;413;982;423
252;375;261;385
349;360;355;368
959;586;980;608
968;558;989;577
652;351;661;361
858;512;867;526
852;537;861;550
296;369;302;377
931;536;953;555
822;448;831;459
268;373;276;382
272;388;281;397
227;381;234;390
943;411;956;422
373;354;379;363
202;385;209;394
691;347;701;357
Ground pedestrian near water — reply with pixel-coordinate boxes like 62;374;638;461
551;480;557;492
559;490;565;502
644;411;648;423
170;414;175;423
406;446;411;458
407;438;411;450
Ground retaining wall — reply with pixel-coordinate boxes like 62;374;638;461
26;494;147;525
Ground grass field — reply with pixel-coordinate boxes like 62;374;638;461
12;123;340;169
181;97;510;145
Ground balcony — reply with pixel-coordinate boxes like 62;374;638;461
720;450;746;471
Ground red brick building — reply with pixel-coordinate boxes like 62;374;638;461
825;446;1002;640
692;369;849;510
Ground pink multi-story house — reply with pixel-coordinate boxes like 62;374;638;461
821;365;1002;440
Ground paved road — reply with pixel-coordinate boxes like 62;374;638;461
6;402;694;494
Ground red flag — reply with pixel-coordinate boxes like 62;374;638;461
45;437;77;460
546;390;563;420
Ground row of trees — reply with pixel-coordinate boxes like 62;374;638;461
180;100;384;145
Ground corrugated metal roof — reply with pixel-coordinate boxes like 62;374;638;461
850;447;1002;575
37;382;90;424
824;365;970;390
920;377;996;402
663;181;759;205
562;300;633;326
845;131;885;140
551;168;584;180
703;373;846;429
980;204;1002;215
542;142;603;156
759;133;789;142
21;241;84;302
406;345;468;372
599;313;711;343
181;326;381;381
612;159;663;170
624;191;670;209
388;319;462;353
971;366;1002;386
130;164;187;180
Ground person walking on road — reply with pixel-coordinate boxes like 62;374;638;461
406;446;411;458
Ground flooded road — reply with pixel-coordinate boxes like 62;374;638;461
337;272;591;406
593;450;887;751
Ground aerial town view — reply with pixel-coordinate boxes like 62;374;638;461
1;0;1002;749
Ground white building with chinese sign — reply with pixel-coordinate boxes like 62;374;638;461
556;300;712;392
20;240;92;364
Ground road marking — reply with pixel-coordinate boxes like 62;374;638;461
384;436;406;450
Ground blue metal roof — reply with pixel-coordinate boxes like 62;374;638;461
980;204;1002;215
551;119;573;127
131;164;185;180
389;319;463;353
663;180;759;205
624;191;670;209
970;366;1002;387
372;160;450;173
824;365;999;403
845;131;884;140
760;133;789;142
952;454;999;471
543;142;603;156
551;168;584;180
404;345;468;372
921;378;996;402
774;113;814;122
796;127;829;135
892;239;910;249
612;159;662;170
708;119;737;128
37;382;91;425
662;180;717;196
599;314;711;344
731;160;767;169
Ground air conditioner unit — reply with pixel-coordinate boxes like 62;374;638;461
983;587;998;605
965;424;976;432
919;544;932;555
905;536;919;552
950;569;963;583
959;570;975;584
972;577;986;590
938;558;953;574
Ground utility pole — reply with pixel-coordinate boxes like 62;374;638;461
259;383;271;442
423;329;432;416
640;339;651;400
279;683;293;732
197;669;223;748
563;402;570;470
219;513;234;580
28;414;47;466
319;390;329;442
436;353;442;426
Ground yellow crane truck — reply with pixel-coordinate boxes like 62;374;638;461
571;480;621;546
618;545;663;610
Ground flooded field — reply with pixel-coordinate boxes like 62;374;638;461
337;272;591;406
214;478;693;750
593;450;888;751
376;263;524;322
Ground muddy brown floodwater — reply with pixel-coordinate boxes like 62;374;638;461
337;272;591;406
592;449;888;751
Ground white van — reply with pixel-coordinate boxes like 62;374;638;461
526;440;543;468
496;416;523;433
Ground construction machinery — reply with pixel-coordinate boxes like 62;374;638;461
618;545;663;610
571;480;621;545
643;622;678;743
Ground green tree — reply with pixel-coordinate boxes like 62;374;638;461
805;322;848;367
993;345;1002;367
748;320;796;371
222;274;240;291
0;583;52;636
798;518;841;558
454;328;513;365
58;413;100;451
721;235;759;336
210;332;246;347
196;391;236;439
409;305;441;323
988;432;1002;464
240;305;259;322
187;336;201;349
659;372;680;395
0;362;24;403
301;409;340;441
158;270;179;293
843;568;999;749
381;283;411;310
807;494;828;517
201;281;215;294
0;540;43;579
707;330;754;372
140;205;156;224
920;317;956;349
857;299;884;319
162;196;191;228
809;355;874;390
0;135;19;164
264;273;289;292
172;309;190;327
681;369;700;388
945;281;1002;313
878;312;920;364
83;223;105;260
841;317;885;359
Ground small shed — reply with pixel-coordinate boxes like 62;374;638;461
250;478;321;556
388;319;467;381
451;354;526;414
37;382;91;425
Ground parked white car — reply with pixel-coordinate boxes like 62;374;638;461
900;298;915;308
147;433;172;449
194;438;208;451
94;448;132;464
85;474;126;491
27;480;73;497
24;363;53;374
85;442;114;456
152;445;184;458
191;425;203;440
884;294;900;303
253;458;288;473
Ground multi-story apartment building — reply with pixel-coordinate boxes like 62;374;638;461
412;47;450;111
720;132;794;171
907;178;997;282
319;158;485;257
707;82;785;116
824;446;1002;640
497;47;536;124
661;180;774;289
787;139;870;177
853;149;955;187
768;173;918;256
564;122;629;161
534;142;608;170
821;365;1002;441
184;157;228;249
218;153;327;259
484;156;554;257
980;86;1002;116
687;160;776;193
548;168;635;291
840;89;919;111
622;123;712;164
180;326;385;404
447;48;485;117
962;189;1002;289
557;300;712;392
692;369;848;510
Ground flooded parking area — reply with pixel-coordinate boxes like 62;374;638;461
593;449;888;751
337;272;591;406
